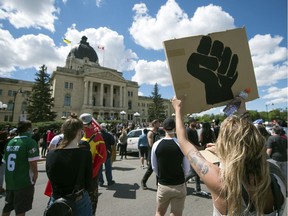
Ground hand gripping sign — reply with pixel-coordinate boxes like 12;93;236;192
163;27;258;114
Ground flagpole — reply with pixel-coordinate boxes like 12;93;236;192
103;49;105;67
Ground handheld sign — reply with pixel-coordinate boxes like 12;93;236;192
163;27;258;114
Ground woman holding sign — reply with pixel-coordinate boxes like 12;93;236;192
172;96;286;215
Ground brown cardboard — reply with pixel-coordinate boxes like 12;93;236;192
163;27;259;114
199;150;220;164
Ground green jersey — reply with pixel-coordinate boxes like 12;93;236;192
3;132;40;190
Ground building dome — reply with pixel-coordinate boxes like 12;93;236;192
67;36;98;63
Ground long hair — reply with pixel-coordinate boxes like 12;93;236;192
216;116;270;215
58;113;83;149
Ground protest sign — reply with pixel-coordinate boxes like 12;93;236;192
163;27;258;114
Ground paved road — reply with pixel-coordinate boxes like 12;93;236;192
0;155;213;216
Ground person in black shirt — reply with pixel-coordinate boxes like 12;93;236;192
46;114;93;216
151;118;190;216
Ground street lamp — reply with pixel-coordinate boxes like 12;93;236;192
265;103;274;122
133;112;140;123
0;101;7;110
11;89;23;122
120;110;126;123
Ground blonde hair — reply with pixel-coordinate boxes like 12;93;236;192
58;113;83;149
216;116;270;215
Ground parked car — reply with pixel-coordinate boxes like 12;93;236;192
126;128;165;152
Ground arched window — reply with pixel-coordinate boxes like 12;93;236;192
64;94;71;106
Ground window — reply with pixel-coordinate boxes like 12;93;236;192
64;94;71;106
113;88;117;94
7;100;13;111
104;87;107;93
128;100;132;110
93;97;96;106
8;90;14;97
65;82;73;89
94;86;98;92
0;89;2;96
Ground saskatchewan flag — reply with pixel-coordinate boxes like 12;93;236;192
63;38;71;44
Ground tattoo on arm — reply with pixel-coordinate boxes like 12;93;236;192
187;151;209;175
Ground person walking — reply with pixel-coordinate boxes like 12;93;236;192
2;121;40;216
118;127;128;159
45;114;93;216
172;96;287;215
98;123;116;186
141;119;161;190
138;129;149;168
80;113;107;216
151;118;190;216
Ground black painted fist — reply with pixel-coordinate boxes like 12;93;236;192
187;36;238;104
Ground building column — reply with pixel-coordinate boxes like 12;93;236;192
84;81;89;105
110;85;113;107
89;81;93;105
119;85;122;107
100;83;103;106
123;86;127;109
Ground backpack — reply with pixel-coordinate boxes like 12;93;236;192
44;197;75;216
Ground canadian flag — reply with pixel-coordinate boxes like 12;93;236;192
98;45;104;50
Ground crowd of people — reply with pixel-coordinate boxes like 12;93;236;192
0;97;287;215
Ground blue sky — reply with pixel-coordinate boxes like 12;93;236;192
0;0;287;115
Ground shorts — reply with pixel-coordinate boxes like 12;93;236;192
156;183;186;214
139;147;148;159
3;185;35;215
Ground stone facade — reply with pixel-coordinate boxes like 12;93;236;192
0;78;32;122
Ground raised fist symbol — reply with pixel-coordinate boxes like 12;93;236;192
187;36;238;105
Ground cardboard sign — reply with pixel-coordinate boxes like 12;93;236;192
163;28;259;114
199;150;220;164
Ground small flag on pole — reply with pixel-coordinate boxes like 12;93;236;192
63;38;71;44
98;45;105;50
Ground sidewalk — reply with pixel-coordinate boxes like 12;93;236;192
0;155;214;216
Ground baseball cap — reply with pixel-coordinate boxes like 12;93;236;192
79;113;92;125
163;118;175;131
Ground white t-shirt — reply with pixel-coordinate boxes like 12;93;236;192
48;134;64;149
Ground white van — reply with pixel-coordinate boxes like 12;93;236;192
126;128;165;152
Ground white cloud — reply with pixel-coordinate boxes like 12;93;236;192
262;86;288;104
138;91;144;96
132;60;171;86
0;0;58;32
64;25;138;71
129;0;235;50
0;28;66;76
249;34;287;87
96;0;103;7
0;24;139;77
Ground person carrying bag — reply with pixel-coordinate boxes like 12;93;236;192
44;114;93;216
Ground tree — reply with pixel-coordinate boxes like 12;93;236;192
26;65;57;122
148;83;166;122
